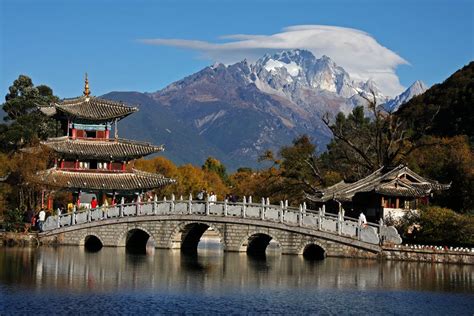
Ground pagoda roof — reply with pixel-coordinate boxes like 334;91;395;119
35;168;175;191
41;136;164;160
39;96;138;123
306;165;451;203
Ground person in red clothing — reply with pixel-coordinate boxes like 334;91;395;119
91;197;98;209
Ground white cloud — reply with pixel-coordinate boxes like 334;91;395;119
140;25;409;96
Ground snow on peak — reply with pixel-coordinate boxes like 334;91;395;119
383;80;428;112
263;59;301;76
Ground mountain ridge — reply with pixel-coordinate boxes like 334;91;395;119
104;49;426;170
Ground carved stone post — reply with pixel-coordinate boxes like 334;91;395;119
72;206;76;225
337;207;343;235
57;213;60;228
205;196;210;216
171;194;175;213
119;197;124;217
224;199;228;217
280;201;284;223
136;194;141;216
299;205;303;227
249;196;252;204
188;193;193;215
261;197;266;220
87;208;91;223
153;195;158;215
318;208;322;230
242;196;247;218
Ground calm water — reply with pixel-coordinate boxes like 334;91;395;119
1;243;473;315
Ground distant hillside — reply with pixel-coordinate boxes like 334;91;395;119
102;92;240;169
397;61;473;142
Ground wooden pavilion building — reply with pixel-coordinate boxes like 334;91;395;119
305;165;450;221
36;75;175;209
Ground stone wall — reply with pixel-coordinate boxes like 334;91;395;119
382;247;474;265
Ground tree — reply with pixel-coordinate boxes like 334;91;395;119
406;135;474;213
322;92;433;180
202;157;228;184
0;75;59;152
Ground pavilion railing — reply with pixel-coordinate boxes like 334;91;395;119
42;195;401;245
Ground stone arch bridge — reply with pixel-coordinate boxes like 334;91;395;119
40;196;401;258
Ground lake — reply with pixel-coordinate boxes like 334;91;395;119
1;242;473;315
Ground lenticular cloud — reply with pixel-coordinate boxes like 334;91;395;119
140;25;409;96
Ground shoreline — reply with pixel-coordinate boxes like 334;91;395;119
1;231;473;265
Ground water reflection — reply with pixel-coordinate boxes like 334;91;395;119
0;246;473;294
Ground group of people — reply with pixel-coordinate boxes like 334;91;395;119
25;208;47;232
196;188;217;203
195;189;240;203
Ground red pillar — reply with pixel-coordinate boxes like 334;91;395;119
47;194;53;210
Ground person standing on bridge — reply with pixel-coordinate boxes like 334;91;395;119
209;191;217;205
91;197;98;209
359;212;367;228
197;188;206;201
38;209;46;232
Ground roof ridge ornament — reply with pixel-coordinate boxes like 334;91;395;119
83;73;91;98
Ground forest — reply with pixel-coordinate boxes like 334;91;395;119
0;62;473;245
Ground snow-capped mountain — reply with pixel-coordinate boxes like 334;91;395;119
383;80;428;112
109;49;425;169
251;49;386;102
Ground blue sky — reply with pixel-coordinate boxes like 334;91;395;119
1;0;473;98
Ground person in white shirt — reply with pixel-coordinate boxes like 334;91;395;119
208;191;217;205
359;212;367;227
38;209;46;232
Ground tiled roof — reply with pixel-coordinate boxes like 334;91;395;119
41;136;164;160
39;96;138;122
35;168;175;191
306;165;451;202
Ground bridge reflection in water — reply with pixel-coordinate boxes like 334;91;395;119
1;246;472;295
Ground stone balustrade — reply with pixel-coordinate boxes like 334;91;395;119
42;195;402;246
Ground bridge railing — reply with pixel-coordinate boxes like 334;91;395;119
42;195;401;245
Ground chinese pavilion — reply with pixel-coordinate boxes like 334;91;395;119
305;165;450;221
36;75;175;208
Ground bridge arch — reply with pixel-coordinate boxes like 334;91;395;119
169;221;224;254
299;241;326;260
117;226;155;254
79;233;104;252
239;230;282;257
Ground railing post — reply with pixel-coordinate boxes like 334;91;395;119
249;196;252;204
171;194;175;213
87;208;91;223
206;196;210;216
242;196;246;218
136;195;141;216
72;206;76;225
57;214;61;228
180;195;183;201
119;197;124;217
299;204;303;227
188;193;193;215
357;216;362;240
280;201;284;223
379;218;384;243
261;197;265;220
224;199;228;217
153;195;158;215
337;208;342;235
318;208;322;230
